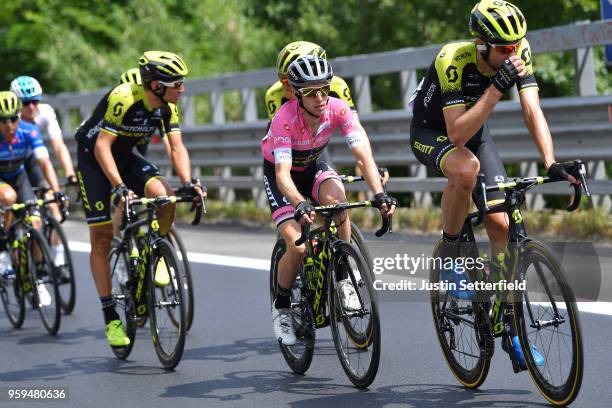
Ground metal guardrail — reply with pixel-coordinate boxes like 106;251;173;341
47;21;612;211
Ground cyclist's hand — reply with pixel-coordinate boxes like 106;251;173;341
374;193;397;217
548;162;579;185
66;175;78;186
53;191;68;205
378;167;390;186
111;183;131;207
295;201;315;225
492;56;524;93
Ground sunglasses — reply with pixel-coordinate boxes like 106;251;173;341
490;43;518;55
300;84;331;98
0;116;19;124
158;79;185;89
23;100;39;106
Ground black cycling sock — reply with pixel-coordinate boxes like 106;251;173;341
274;285;292;309
100;296;120;324
441;230;461;260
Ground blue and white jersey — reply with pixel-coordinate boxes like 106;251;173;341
0;121;48;178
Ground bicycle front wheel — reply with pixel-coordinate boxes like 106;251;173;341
149;238;186;369
429;239;491;389
44;216;76;314
512;241;583;406
329;241;380;388
168;226;194;332
28;228;61;335
109;237;137;359
1;244;25;328
269;238;315;374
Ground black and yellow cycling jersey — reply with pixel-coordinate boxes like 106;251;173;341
265;75;356;120
412;39;537;134
74;82;179;155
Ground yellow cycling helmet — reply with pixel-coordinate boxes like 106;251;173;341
469;0;527;45
276;41;327;79
120;68;142;85
0;91;21;118
138;51;188;83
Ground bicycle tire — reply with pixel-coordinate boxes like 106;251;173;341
269;238;315;374
1;241;25;328
168;226;194;332
328;241;380;388
109;237;137;359
344;223;375;349
28;228;61;335
512;240;583;406
44;216;76;314
149;238;186;369
430;239;491;389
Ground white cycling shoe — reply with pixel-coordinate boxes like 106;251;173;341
272;304;296;346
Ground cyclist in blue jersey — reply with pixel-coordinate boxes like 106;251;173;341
0;91;63;301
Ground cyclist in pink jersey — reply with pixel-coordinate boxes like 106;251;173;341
262;55;396;345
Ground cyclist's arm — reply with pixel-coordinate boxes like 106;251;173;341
351;143;384;196
36;156;61;192
49;137;76;178
352;114;372;155
276;162;304;206
166;131;192;183
443;87;503;147
94;130;123;187
518;87;555;169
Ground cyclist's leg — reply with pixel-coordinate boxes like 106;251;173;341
311;157;350;241
0;180;17;229
476;126;509;260
76;147;123;324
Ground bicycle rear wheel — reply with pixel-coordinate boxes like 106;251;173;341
430;239;491;389
44;216;76;314
328;241;380;388
109;237;137;359
1;244;25;328
168;226;194;332
149;238;186;369
269;238;315;374
512;241;583;406
28;228;61;335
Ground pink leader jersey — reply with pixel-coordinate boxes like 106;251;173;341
261;97;364;170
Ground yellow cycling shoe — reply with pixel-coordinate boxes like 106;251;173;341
154;258;171;287
105;320;130;347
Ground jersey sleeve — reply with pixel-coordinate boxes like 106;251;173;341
516;38;538;92
434;44;467;110
100;85;131;136
268;114;293;164
27;126;49;159
329;76;356;111
331;99;364;149
38;105;63;140
160;103;181;135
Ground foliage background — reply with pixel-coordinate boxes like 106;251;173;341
1;0;610;104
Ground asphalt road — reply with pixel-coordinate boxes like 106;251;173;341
1;222;611;407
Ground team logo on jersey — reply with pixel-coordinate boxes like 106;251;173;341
340;108;346;116
95;201;104;211
521;48;531;66
445;66;459;83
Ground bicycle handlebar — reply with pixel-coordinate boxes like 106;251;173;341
472;159;590;225
293;200;393;246
121;193;205;231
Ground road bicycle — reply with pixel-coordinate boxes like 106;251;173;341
0;200;60;334
430;160;588;406
269;199;393;388
108;191;204;369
